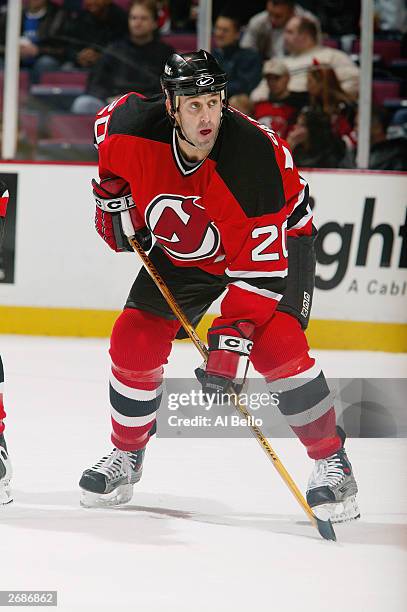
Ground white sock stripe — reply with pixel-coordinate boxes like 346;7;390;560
231;281;283;301
0;382;4;393
110;373;162;401
267;363;322;393
284;392;334;428
290;362;322;381
111;406;156;427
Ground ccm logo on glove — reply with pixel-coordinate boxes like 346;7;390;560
217;336;253;354
94;193;135;212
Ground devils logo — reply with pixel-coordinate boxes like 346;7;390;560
145;194;221;261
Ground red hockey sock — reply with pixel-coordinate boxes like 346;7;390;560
109;308;179;451
251;312;342;460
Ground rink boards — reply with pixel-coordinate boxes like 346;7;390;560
0;162;406;351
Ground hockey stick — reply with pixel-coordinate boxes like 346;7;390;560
126;231;336;541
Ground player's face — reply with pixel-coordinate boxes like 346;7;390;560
176;94;222;152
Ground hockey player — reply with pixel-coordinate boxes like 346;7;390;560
0;179;12;504
80;50;359;523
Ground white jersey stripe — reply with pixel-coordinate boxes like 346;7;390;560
225;268;288;278
231;280;283;301
289;206;313;231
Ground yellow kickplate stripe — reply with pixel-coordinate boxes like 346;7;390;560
0;305;118;338
0;306;406;352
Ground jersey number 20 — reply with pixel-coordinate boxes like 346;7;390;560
251;221;287;261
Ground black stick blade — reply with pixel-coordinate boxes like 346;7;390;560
315;517;337;541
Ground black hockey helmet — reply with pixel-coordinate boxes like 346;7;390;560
161;49;228;113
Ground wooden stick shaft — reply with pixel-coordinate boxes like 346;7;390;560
128;236;317;528
128;238;208;360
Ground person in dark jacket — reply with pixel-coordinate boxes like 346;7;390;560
0;0;67;82
367;107;407;172
62;0;128;69
212;13;262;113
72;0;175;114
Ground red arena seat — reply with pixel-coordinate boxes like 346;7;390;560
323;38;340;49
162;34;197;54
113;0;131;9
352;39;401;65
19;112;40;146
40;71;88;88
45;113;95;143
372;80;401;105
0;70;29;109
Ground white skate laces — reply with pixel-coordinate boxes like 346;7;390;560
80;447;144;507
307;447;360;523
309;453;348;489
91;449;137;482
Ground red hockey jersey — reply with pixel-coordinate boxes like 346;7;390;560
95;93;312;326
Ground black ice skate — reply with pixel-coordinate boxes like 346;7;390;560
306;427;359;523
79;447;145;508
0;433;13;504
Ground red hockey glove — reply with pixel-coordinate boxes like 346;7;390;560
0;179;9;246
93;177;152;252
195;320;255;400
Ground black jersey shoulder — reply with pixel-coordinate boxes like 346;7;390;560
213;108;285;218
107;93;172;145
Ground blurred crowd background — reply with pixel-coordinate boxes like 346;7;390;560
0;0;406;170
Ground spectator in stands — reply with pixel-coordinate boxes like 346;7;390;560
72;0;175;114
306;62;356;148
317;1;360;39
0;0;67;83
241;0;317;60
212;14;262;114
62;0;128;69
283;16;359;96
252;58;308;138
169;0;193;31
286;107;354;168
363;106;407;171
374;0;407;33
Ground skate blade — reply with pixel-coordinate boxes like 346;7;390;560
80;483;134;508
0;483;13;505
313;495;360;524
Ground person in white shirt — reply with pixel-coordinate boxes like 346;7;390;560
251;15;359;102
241;0;317;59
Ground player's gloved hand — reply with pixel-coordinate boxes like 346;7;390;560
93;177;152;252
195;320;255;401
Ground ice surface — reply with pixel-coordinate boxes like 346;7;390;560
0;336;406;611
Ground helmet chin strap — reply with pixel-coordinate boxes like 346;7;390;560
174;118;198;149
